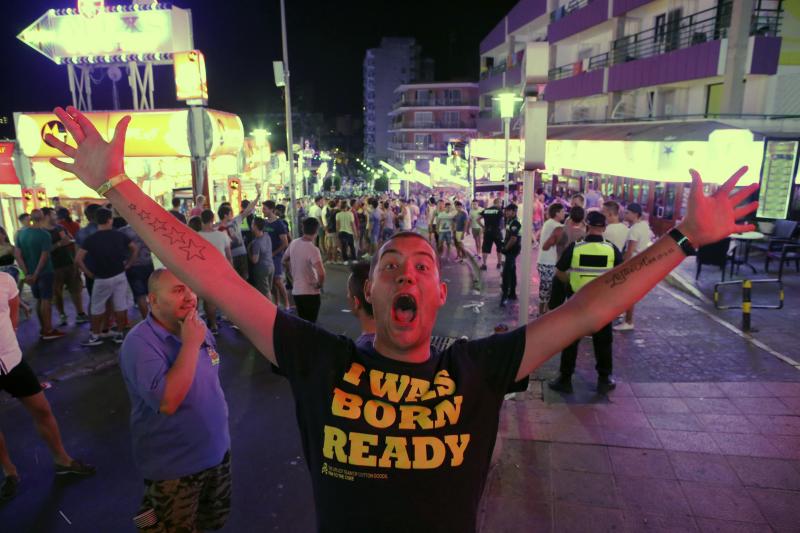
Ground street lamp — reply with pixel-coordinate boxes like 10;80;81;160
494;92;522;203
251;128;270;194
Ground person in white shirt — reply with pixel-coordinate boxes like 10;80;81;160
0;272;95;503
283;217;326;323
602;201;629;251
198;210;231;334
536;203;566;315
615;202;651;331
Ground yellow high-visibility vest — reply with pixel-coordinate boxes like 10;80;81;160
569;239;615;292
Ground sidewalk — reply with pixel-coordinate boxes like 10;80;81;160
479;381;800;532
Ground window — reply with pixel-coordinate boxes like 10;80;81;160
443;111;460;127
416;90;431;104
445;89;461;104
414;111;433;127
414;134;432;149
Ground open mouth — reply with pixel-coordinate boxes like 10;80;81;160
392;294;418;324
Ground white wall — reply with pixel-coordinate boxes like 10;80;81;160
742;76;769;115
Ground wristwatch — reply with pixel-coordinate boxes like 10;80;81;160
668;227;697;256
95;174;129;196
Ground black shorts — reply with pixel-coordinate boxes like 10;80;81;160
481;231;503;254
0;360;43;398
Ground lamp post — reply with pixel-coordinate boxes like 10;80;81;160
251;129;269;194
494;92;522;204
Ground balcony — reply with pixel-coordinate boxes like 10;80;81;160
607;3;782;92
548;0;609;43
389;120;477;131
388;142;449;152
392;98;479;110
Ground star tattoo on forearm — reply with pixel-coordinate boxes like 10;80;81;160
124;205;206;261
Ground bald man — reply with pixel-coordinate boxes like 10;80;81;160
120;269;231;531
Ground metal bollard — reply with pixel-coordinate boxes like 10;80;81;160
742;279;752;333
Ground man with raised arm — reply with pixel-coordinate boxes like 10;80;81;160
45;106;758;533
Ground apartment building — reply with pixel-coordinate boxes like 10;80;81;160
363;38;429;164
473;0;800;225
388;82;479;173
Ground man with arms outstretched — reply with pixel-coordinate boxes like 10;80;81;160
45;105;758;532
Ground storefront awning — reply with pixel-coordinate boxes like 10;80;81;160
547;120;744;142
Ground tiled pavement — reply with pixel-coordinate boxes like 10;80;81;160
478;381;800;532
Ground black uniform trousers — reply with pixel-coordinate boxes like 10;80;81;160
559;321;613;378
501;251;518;298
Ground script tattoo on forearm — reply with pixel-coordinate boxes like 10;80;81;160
605;247;676;288
127;204;207;262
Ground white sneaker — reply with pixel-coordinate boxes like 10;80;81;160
613;322;635;331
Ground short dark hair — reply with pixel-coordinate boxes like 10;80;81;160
218;205;232;220
263;200;276;210
348;261;373;317
241;199;250;209
95;207;113;225
252;217;266;231
569;206;585;223
18;213;30;222
172;197;181;208
302;216;320;235
84;203;102;223
56;207;71;220
548;203;564;219
188;216;202;231
41;207;54;217
200;209;215;225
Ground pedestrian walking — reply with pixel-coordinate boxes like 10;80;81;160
0;271;95;503
615;202;651;331
283;217;325;322
248;217;275;301
479;198;504;270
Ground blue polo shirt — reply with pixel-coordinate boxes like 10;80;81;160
120;314;230;481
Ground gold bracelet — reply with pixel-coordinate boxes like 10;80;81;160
95;174;129;196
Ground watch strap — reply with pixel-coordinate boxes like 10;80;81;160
668;227;696;256
96;174;128;196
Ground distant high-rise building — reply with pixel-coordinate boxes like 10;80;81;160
363;38;422;163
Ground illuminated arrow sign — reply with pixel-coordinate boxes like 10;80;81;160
17;3;194;65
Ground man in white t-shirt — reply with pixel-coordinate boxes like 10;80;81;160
536;203;566;315
283;217;326;323
0;272;95;502
198;210;232;334
602;201;629;251
615;202;651;331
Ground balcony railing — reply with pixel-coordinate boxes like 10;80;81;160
549;52;609;80
393;98;479;109
550;0;592;21
609;2;782;67
388;142;449;152
390;121;477;130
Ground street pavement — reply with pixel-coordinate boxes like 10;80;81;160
1;241;799;532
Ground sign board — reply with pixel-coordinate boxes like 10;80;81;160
17;3;193;65
0;142;20;185
174;50;208;101
756;139;799;220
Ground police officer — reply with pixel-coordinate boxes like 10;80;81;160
500;203;522;307
479;198;504;270
548;211;622;394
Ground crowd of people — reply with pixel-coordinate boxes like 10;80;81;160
1;105;756;532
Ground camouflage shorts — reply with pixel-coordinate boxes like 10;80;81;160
134;451;232;532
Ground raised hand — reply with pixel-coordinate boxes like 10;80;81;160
43;106;131;190
678;166;759;247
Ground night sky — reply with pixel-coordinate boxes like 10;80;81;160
2;0;517;136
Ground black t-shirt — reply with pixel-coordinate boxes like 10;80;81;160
274;311;526;533
48;226;74;269
480;207;503;233
503;217;522;255
265;218;289;256
325;209;337;233
81;229;131;279
556;234;623;273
